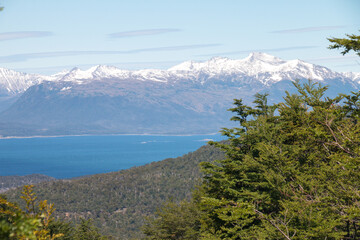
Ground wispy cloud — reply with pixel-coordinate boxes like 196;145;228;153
0;31;52;41
14;60;184;74
334;62;360;68
109;28;180;38
307;55;358;62
0;44;221;63
197;46;318;57
271;26;345;34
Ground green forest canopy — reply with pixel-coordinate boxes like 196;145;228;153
144;80;360;239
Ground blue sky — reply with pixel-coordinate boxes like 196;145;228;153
0;0;359;74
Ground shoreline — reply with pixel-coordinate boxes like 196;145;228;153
0;132;221;140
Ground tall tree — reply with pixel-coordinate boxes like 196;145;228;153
328;30;360;56
142;198;202;240
199;80;360;239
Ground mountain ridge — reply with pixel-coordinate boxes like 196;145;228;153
0;52;359;95
0;53;359;137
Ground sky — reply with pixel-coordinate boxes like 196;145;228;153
0;0;359;75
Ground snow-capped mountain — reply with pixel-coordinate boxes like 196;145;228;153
343;71;360;83
0;68;69;95
0;52;358;96
50;52;358;84
0;68;43;95
168;53;344;84
0;52;359;137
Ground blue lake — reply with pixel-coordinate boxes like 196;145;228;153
0;134;226;179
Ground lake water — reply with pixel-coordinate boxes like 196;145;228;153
0;134;226;179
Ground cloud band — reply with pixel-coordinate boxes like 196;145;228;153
198;46;319;57
0;44;221;63
271;26;345;34
109;28;180;38
0;31;53;41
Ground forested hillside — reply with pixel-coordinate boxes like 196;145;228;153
5;143;225;239
0;174;55;193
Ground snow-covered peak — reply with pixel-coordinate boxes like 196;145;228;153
92;65;130;79
169;57;232;71
51;69;70;78
131;69;169;82
245;52;285;64
0;68;45;94
168;53;345;84
168;60;196;71
169;52;287;75
343;72;360;83
0;53;359;96
60;67;95;82
58;65;130;82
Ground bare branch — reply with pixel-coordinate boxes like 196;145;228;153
255;209;293;240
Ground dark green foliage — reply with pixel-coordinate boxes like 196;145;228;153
328;30;360;56
6;144;224;239
47;217;111;240
228;99;251;125
48;220;75;240
142;197;202;240
72;219;110;240
199;80;360;239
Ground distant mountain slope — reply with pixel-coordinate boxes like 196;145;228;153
0;53;359;136
0;68;67;112
5;143;225;239
0;68;43;95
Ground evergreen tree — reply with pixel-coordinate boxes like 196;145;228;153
199;80;360;239
328;30;360;56
142;198;202;240
73;219;109;240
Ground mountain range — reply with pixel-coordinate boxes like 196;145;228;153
0;52;359;137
